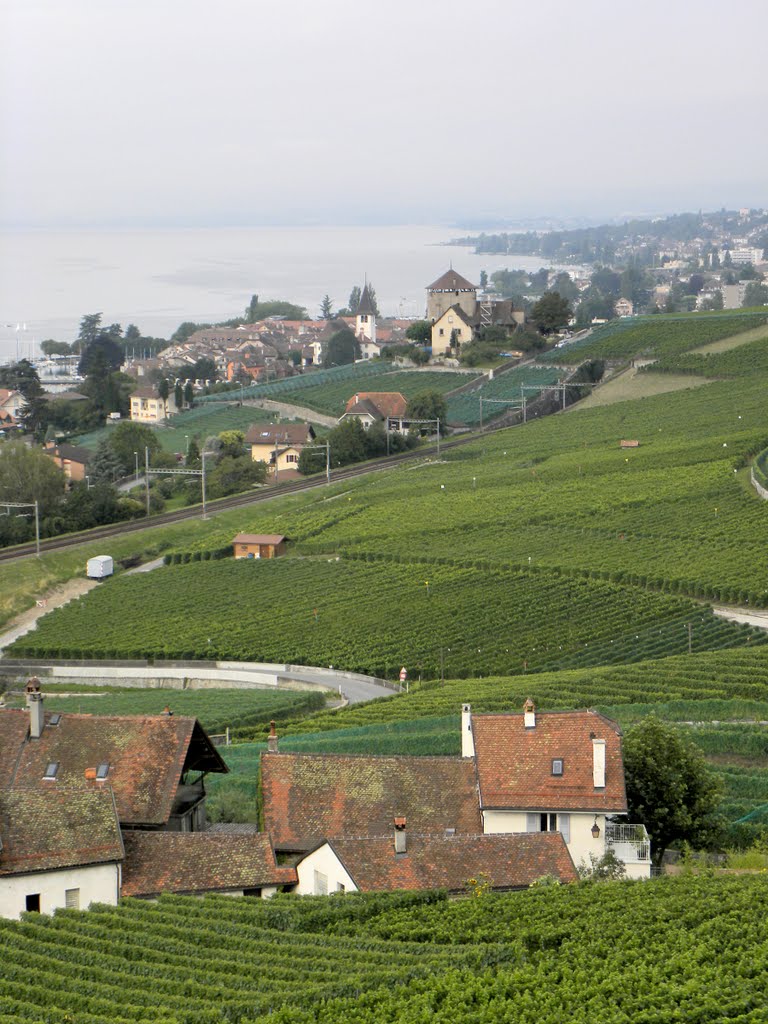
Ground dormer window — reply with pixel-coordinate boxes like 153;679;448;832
43;762;59;780
96;763;110;780
49;714;62;726
552;758;564;776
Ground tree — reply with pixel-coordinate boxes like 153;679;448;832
184;381;195;407
89;439;126;484
323;326;360;368
479;270;488;289
106;421;161;475
39;339;71;357
0;442;65;514
623;716;723;867
405;321;432;345
78;334;124;377
187;357;217;383
348;286;362;314
406;390;448;431
174;382;184;410
75;313;103;354
157;379;170;404
743;282;768;307
530;292;572;335
217;430;246;459
320;295;334;320
0;359;47;435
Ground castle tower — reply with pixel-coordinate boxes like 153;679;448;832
426;269;478;321
356;284;377;344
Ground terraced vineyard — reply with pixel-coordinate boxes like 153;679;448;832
12;557;764;676
275;369;476;417
446;363;563;425
2;877;768;1022
543;310;768;365
198;360;396;405
644;332;768;378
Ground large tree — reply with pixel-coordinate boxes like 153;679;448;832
530;291;572;335
0;359;47;435
323;325;360;368
405;320;432;345
320;295;334;320
0;442;66;512
623;716;723;867
406;390;448;431
106;421;161;475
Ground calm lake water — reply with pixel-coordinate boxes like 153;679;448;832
0;224;567;360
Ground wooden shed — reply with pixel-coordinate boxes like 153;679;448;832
232;534;287;560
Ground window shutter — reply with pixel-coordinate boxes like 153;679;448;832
526;813;540;833
558;814;570;844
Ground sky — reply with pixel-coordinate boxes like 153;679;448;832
1;0;767;229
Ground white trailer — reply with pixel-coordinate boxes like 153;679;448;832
86;555;114;580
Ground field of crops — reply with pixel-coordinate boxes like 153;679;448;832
644;333;768;378
276;369;476;417
544;310;767;365
0;685;324;738
446;363;563;425
12;556;764;676
2;876;768;1022
198;360;396;405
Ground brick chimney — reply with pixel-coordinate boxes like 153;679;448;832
461;703;474;758
523;698;536;729
25;677;44;739
267;720;279;753
394;816;407;854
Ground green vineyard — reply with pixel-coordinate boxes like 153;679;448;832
1;876;768;1022
11;556;764;675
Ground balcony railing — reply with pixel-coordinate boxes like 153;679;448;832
606;822;650;863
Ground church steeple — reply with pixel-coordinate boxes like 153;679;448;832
356;282;376;345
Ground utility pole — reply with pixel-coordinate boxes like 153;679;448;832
144;447;151;517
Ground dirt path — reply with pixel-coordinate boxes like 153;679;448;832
0;578;99;652
713;606;768;631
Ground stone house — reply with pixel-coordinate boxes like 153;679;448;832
426;270;525;357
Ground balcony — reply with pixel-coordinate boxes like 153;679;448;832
606;822;651;877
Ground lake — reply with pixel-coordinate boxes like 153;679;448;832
0;224;573;361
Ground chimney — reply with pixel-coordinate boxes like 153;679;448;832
85;767;97;781
593;738;606;788
267;720;279;753
461;703;474;758
25;677;44;739
394;816;407;854
523;698;536;729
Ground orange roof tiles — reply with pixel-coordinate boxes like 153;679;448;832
0;787;123;876
121;831;295;897
261;753;482;851
0;709;227;827
344;392;407;418
325;831;577;892
472;710;627;812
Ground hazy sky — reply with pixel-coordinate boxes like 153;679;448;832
2;0;766;228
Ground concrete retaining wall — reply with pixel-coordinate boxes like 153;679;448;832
751;467;768;501
243;399;338;428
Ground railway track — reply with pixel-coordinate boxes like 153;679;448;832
0;431;486;563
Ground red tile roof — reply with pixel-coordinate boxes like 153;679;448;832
121;831;295;897
471;709;627;812
0;787;123;876
232;534;285;545
261;753;482;851
324;831;577;892
0;709;227;827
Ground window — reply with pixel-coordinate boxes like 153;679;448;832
49;714;62;726
25;894;40;913
314;870;328;896
65;888;80;910
552;758;564;776
43;762;59;780
336;882;346;893
96;763;110;780
526;812;570;842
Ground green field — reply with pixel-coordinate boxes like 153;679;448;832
75;403;281;454
544;310;768;365
1;876;768;1022
11;556;764;673
643;332;768;378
